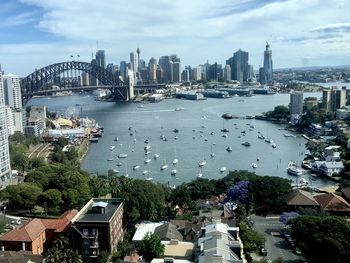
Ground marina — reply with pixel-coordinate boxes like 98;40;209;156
27;92;332;188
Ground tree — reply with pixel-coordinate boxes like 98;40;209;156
44;236;82;263
289;215;350;263
138;233;164;262
306;140;326;158
89;175;111;198
239;222;265;253
3;183;42;211
227;181;250;204
40;189;63;214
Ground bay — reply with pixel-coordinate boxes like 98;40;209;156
28;92;332;188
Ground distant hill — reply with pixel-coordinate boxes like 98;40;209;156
275;65;350;71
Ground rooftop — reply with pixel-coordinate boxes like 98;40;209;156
73;198;123;223
286;189;319;206
315;193;350;212
132;222;164;242
161;240;194;258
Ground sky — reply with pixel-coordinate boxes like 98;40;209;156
1;0;350;77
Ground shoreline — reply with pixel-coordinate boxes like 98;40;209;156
78;138;90;164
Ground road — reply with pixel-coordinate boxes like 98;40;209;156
250;215;305;263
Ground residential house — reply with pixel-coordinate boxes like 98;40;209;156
286;189;320;210
314;193;350;215
341;187;350;203
70;198;124;259
0;251;42;263
313;161;344;176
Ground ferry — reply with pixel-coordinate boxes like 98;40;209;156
287;161;303;176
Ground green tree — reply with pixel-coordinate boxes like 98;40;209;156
138;233;165;262
290;215;350;263
89;175;111;198
239;222;265;253
3;183;42;211
305;140;326;158
40;189;63;214
44;236;82;263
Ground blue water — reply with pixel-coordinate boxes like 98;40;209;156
28;92;332;187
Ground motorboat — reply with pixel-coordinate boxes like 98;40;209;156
242;142;251;147
210;152;215;157
145;177;153;181
116;162;123;166
133;165;140;170
109;146;115;150
144;139;149;144
107;158;113;161
221;128;229;132
287;161;303;176
173;159;178;165
160;164;169;170
144;145;151;150
197;173;203;178
222;134;228;138
118;153;128;158
142;170;148;175
171;169;177;175
271;143;277;148
114;137;119;141
226;146;233;152
222;113;234;119
198;160;207;167
112;169;119;174
154;153;160;159
284;133;296;138
145;151;151;155
173;128;179;133
257;157;260;162
220;167;227;173
251;163;258;168
144;158;151;164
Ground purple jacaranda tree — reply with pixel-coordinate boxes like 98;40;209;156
227;181;250;204
280;211;299;225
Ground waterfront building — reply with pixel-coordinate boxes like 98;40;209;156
290;91;303;115
259;42;273;84
96;50;106;69
182;69;190;83
323;87;346;112
71;198;124;259
149;57;157;83
0;71;11;188
192;66;202;81
336;106;350;120
81;72;90;86
224;64;231;82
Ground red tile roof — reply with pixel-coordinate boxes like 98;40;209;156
314;193;350;212
0;210;78;242
0;219;45;242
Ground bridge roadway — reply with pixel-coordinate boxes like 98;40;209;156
23;83;167;97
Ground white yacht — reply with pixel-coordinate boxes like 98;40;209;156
109;146;115;150
118;153;128;158
287;161;303;176
144;158;151;164
154;153;160;159
198;160;207;167
173;159;178;165
171;169;177;175
197;173;203;178
251;163;258;168
133;165;140;170
220;167;227;173
160;164;169;170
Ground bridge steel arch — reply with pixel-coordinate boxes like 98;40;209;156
20;61;128;102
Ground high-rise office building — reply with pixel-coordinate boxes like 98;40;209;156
171;55;181;83
224;64;231;81
290;91;304;115
230;49;249;83
0;71;12;186
2;74;22;110
130;52;138;73
259;42;273;84
192;66;202;81
181;69;190;83
159;56;172;83
119;61;127;82
148;58;157;83
96;50;106;69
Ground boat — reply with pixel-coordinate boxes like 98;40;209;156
299;178;309;185
154;153;160;159
114;137;119;141
251;163;258;168
171;169;177;175
242;142;251;147
137;105;144;108
107;158;113;161
174;107;184;111
145;177;153;181
257;157;260;161
197;173;203;178
210;132;214;135
258;134;265;140
220;167;227;173
109;146;115;150
221;128;229;132
144;158;151;164
172;142;178;165
145;151;151;155
226;146;233;152
284;133;296;138
222;134;228;138
198;160;207;167
222;113;234;119
116;162;123;166
287;161;303;176
133;165;140;170
271;143;277;148
144;139;149;144
118;153;128;158
210;152;215;157
173;128;179;133
142;170;148;175
160;164;169;170
144;145;151;150
112;169;119;174
173;159;178;165
265;138;271;143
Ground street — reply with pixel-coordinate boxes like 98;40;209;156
250;215;305;263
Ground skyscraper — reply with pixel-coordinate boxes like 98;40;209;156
130;52;138;73
148;57;157;83
171;55;181;83
290;91;304;115
2;74;22;110
231;49;249;83
96;50;106;69
136;48;141;72
159;56;172;83
0;71;12;186
323;87;346;112
224;64;231;82
260;42;273;84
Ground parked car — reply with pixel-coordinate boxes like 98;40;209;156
10;219;21;225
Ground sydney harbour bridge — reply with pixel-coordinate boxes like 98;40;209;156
20;61;165;103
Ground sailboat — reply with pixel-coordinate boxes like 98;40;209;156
173;142;178;165
210;145;215;157
124;162;129;178
221;120;229;133
145;162;153;181
197;167;203;178
198;159;206;167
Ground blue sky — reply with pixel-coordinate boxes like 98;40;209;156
1;0;350;76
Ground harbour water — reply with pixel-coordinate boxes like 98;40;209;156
28;92;332;187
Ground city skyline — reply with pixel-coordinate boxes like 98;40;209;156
1;0;350;76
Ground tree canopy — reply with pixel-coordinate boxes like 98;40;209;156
137;233;165;262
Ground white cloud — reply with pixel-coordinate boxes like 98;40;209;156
1;0;350;76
